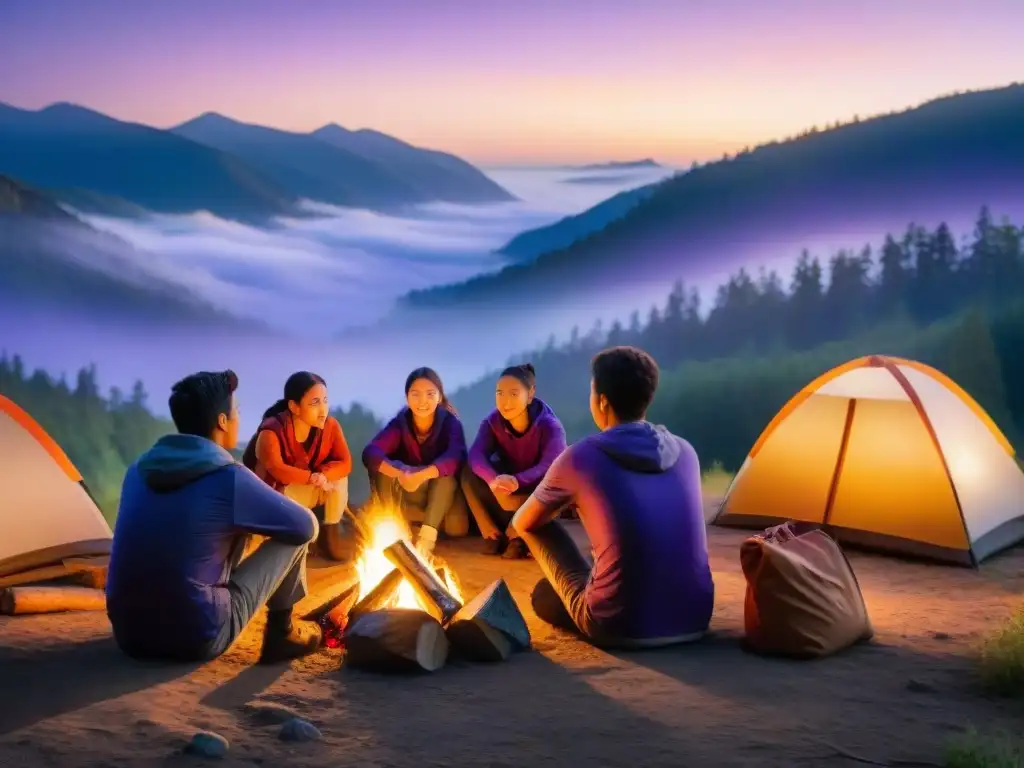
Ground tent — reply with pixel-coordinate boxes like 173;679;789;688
0;395;112;583
712;355;1024;566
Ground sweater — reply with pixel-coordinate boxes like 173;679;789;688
468;398;567;491
362;407;466;477
252;413;352;491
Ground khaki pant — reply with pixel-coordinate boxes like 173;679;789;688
283;478;348;525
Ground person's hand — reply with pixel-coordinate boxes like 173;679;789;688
309;472;328;489
492;474;518;494
399;469;424;493
480;524;501;540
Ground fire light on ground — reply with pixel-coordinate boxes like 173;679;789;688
353;502;464;610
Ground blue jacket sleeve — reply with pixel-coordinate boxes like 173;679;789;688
231;466;318;545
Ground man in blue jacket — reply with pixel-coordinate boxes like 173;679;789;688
106;369;323;664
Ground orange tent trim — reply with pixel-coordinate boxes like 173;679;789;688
0;395;82;483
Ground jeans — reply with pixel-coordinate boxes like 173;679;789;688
460;465;529;539
201;537;309;659
518;520;606;641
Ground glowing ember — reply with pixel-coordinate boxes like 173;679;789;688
353;502;463;611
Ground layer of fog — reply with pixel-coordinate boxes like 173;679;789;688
6;160;1009;434
76;165;676;337
2;165;676;430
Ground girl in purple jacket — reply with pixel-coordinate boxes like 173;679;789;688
361;367;468;555
462;363;567;558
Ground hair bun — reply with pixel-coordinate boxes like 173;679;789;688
521;363;536;375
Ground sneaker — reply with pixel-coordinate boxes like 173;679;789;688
502;538;529;560
482;534;508;556
259;610;322;664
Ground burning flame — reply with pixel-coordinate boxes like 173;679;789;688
353;502;464;610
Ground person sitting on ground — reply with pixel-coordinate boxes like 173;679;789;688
462;363;567;559
106;370;323;664
511;346;715;648
362;366;468;556
242;371;352;562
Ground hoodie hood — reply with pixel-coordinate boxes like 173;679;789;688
136;434;237;492
490;398;556;437
592;421;682;473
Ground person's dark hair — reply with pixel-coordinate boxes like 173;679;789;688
405;366;457;415
168;369;238;437
262;371;326;420
591;346;659;421
499;362;536;390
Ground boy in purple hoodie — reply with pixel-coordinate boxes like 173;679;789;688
512;346;715;648
463;363;567;559
361;367;468;555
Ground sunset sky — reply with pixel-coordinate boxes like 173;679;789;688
1;0;1021;165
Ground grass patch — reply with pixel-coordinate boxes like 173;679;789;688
978;611;1024;697
946;729;1023;768
701;461;734;498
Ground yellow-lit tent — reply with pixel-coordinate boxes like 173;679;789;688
712;355;1024;566
0;395;112;580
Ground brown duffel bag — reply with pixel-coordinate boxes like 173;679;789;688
741;523;873;659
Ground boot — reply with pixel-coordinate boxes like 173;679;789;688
259;608;322;664
502;537;529;560
482;533;508;556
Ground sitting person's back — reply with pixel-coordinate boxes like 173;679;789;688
513;345;714;647
106;370;322;664
564;422;712;641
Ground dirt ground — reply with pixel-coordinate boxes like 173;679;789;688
1;500;1021;767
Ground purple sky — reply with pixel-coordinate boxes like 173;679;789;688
1;0;1021;164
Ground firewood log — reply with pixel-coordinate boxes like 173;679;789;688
382;540;462;624
0;586;106;615
344;608;449;673
446;578;531;661
349;568;403;618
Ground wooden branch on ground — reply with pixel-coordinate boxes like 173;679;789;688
0;586;106;615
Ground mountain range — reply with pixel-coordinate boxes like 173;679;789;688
498;181;663;263
0;103;513;222
0;175;249;327
399;84;1024;322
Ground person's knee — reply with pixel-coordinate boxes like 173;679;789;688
434;473;459;491
530;577;560;615
304;510;320;544
495;492;524;513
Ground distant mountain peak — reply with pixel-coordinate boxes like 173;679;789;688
575;159;662;171
314;122;353;135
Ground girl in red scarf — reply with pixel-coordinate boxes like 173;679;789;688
243;371;352;561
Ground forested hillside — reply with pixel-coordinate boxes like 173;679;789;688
452;206;1024;463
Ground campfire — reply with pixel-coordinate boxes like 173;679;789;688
327;501;532;673
352;503;465;611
